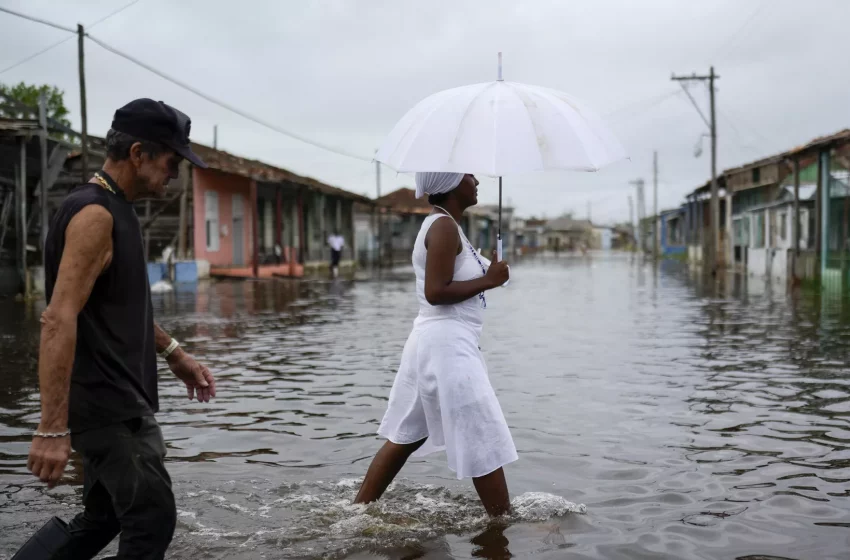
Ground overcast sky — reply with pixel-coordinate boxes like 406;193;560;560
2;0;849;224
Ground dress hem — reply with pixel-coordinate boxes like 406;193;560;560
378;428;518;480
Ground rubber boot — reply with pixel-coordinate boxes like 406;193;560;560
10;517;72;560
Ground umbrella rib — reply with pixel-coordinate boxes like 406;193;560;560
507;83;547;172
387;87;472;169
531;86;599;170
446;82;498;172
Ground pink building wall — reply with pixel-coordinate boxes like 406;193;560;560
193;168;254;267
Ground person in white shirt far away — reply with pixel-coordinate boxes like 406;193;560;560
328;230;345;277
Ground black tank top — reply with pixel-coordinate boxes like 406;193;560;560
44;178;157;432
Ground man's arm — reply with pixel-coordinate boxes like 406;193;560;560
154;323;173;354
28;205;113;487
37;205;113;432
154;322;216;403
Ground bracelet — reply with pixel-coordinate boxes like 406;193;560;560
160;338;180;359
33;430;70;438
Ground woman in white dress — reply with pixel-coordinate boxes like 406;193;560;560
354;172;517;516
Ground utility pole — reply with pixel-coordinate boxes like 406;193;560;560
628;195;635;249
630;179;645;253
653;150;658;258
672;67;719;273
587;200;592;223
38;92;49;256
77;24;89;183
213;125;218;149
375;159;382;268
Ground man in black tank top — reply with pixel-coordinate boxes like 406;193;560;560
14;99;215;560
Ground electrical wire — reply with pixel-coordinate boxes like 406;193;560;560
710;0;771;61
0;4;374;163
0;0;143;76
86;32;373;162
604;89;682;120
0;5;76;33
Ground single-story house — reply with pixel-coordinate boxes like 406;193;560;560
189;144;373;278
544;216;594;252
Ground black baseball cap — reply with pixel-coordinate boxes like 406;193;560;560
111;98;207;168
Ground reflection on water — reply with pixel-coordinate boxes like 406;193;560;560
2;255;850;559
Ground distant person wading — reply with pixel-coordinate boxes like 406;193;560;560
15;99;216;560
328;230;345;277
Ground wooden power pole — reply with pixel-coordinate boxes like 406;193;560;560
78;24;89;183
653;150;658;258
672;67;719;273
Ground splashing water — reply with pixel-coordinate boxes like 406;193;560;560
168;478;585;559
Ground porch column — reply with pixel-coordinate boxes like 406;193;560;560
726;187;733;267
792;158;800;279
819;150;830;279
297;188;305;265
250;179;259;277
275;187;282;261
318;193;326;263
16;137;27;293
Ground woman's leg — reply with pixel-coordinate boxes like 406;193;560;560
472;467;511;517
354;438;427;504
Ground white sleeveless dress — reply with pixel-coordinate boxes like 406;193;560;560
377;214;518;479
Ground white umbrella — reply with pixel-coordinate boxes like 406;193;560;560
376;53;627;260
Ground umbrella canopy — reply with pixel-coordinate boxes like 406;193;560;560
375;80;627;177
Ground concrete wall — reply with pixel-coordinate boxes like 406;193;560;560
748;248;767;278
748;247;787;281
193;168;254;268
771;248;787;281
688;244;703;263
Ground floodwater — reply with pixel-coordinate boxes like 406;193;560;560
2;255;850;559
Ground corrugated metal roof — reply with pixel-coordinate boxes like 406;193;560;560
546;216;593;232
723;129;850;176
0;118;41;134
189;143;373;204
686;129;850;199
375;187;431;215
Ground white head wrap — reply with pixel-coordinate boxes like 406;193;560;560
415;172;464;199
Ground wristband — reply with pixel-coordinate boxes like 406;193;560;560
160;338;180;359
33;430;70;438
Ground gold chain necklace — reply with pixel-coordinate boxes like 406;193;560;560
92;172;116;195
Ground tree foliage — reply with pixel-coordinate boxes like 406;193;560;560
0;82;72;128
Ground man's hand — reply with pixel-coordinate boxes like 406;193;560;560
27;435;71;489
166;348;216;402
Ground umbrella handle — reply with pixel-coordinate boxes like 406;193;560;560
497;236;503;262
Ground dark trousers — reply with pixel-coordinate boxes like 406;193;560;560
330;249;342;268
58;416;175;559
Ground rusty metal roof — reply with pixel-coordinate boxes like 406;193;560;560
190;143;372;204
375;187;432;215
723;128;850;176
685;128;850;199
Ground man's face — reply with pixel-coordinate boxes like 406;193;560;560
132;143;182;198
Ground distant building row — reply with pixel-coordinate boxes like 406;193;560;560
645;128;850;291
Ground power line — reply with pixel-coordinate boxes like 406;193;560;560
710;0;770;61
86;34;373;163
604;89;682;120
720;105;771;147
0;5;373;163
717;110;761;154
676;82;710;129
89;0;143;27
86;32;372;162
1;0;143;76
0;5;76;33
0;36;70;76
